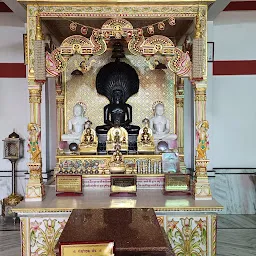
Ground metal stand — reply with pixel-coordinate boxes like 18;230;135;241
3;159;23;208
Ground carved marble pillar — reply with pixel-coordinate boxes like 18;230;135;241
56;97;65;145
176;77;186;172
25;15;45;201
193;81;212;200
56;77;65;147
25;82;45;201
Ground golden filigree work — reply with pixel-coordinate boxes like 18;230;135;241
35;15;43;41
195;14;202;39
195;87;207;101
56;97;65;108
20;218;28;256
29;89;42;104
27;5;207;78
212;215;217;256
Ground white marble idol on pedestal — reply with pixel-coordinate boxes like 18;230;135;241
150;102;177;149
62;103;88;145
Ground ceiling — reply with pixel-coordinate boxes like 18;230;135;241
43;18;194;45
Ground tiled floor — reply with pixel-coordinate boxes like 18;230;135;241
0;215;255;256
216;215;256;256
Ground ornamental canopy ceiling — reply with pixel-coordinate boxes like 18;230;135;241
43;18;193;45
18;0;215;6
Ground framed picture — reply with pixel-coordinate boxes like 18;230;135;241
207;42;214;62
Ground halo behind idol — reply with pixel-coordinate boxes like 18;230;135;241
152;100;164;114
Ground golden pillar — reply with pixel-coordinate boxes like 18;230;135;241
193;82;212;200
191;11;212;200
56;77;65;147
25;82;45;201
25;14;45;201
176;77;186;172
56;97;65;145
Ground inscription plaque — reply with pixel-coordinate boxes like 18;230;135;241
110;175;137;196
56;174;82;195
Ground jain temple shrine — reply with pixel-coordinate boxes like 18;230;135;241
0;0;255;256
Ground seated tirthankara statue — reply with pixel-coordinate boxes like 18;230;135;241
137;118;155;153
95;42;140;152
106;121;128;152
150;102;177;149
79;121;98;154
108;145;126;174
62;103;88;144
96;89;139;135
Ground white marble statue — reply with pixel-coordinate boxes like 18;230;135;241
62;103;88;144
150;102;177;149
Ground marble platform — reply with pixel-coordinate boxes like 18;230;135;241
1;215;255;256
14;185;223;214
12;186;222;256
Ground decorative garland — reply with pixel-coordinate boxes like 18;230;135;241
67;16;176;36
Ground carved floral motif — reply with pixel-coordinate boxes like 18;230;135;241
30;218;67;256
167;217;207;256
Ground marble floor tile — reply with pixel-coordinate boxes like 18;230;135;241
217;229;256;256
0;231;20;256
213;174;256;214
0;217;20;231
218;214;256;229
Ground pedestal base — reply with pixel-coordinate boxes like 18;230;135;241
193;178;212;200
193;159;212;200
25;183;45;202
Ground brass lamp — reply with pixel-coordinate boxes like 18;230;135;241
2;130;24;207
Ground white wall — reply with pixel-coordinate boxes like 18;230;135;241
0;14;25;63
0;80;29;171
0;14;29;202
206;12;256;168
0;14;28;171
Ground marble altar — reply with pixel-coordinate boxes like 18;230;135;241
13;186;222;256
56;208;174;256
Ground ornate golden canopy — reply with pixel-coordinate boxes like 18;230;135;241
18;0;215;6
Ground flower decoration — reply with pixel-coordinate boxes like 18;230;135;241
168;16;176;26
158;22;165;31
147;25;154;35
69;22;77;31
81;26;88;35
